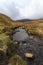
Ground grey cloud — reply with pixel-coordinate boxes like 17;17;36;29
0;0;43;20
0;0;20;20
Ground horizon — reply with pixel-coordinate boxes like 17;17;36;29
0;13;43;21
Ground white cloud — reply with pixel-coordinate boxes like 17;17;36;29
0;0;43;20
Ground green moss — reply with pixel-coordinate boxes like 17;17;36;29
9;55;27;65
0;33;11;53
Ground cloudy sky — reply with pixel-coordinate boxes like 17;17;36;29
0;0;43;20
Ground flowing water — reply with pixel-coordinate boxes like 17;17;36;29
13;27;43;65
13;27;29;41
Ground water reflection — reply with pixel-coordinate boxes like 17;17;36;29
13;27;29;42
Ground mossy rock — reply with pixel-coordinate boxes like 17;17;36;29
0;33;11;53
6;41;19;58
0;25;5;34
9;55;27;65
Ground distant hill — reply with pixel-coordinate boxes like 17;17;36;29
17;19;32;22
17;19;43;22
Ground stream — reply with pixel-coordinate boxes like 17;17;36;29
13;27;43;65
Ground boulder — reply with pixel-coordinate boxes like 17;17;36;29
24;53;35;60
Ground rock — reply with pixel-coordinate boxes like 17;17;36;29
6;41;19;58
0;50;5;61
0;33;10;53
29;36;33;39
9;54;27;65
24;53;35;60
14;41;20;48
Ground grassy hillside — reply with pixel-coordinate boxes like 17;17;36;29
0;13;23;28
0;13;43;39
23;20;43;38
0;13;43;38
